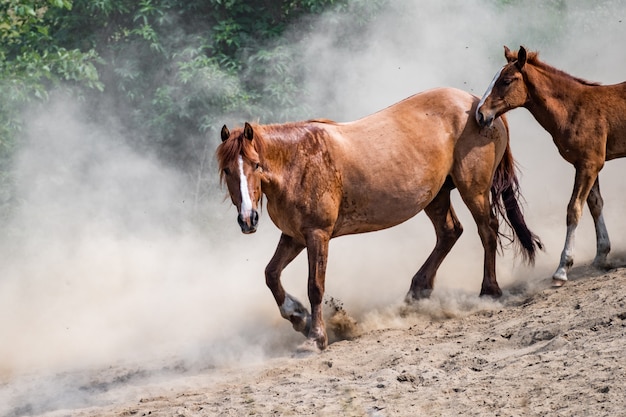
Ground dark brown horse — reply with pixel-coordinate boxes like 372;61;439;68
476;46;626;286
218;87;542;350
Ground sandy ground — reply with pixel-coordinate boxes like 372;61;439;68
6;261;624;417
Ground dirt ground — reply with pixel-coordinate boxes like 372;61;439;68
7;261;622;417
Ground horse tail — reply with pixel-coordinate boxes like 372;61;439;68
491;125;543;265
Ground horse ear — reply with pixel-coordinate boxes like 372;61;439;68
221;125;230;142
504;45;515;63
516;46;527;70
244;122;254;141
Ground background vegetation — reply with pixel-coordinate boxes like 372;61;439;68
0;0;390;222
0;0;385;160
0;0;575;227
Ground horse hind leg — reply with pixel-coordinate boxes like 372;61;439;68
587;178;611;269
265;233;311;336
406;184;463;302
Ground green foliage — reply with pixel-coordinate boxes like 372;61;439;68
0;0;104;223
0;0;100;93
0;0;103;141
0;0;389;222
0;0;388;159
41;0;388;164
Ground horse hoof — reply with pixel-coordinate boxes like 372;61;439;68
551;278;567;288
591;259;611;271
552;268;568;282
405;289;432;303
479;288;502;298
293;339;322;357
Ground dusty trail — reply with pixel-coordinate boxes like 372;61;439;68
21;263;625;417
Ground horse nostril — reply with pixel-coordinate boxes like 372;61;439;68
476;111;485;126
476;110;493;128
237;211;259;233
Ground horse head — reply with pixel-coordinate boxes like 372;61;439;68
217;122;264;234
476;45;529;128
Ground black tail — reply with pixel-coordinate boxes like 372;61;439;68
491;141;543;265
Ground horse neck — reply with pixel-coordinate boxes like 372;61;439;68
523;63;585;135
257;124;310;191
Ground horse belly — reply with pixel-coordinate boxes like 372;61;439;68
333;177;443;236
606;131;626;160
601;87;626;159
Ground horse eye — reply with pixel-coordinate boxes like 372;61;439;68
502;78;513;86
223;168;231;175
254;163;261;170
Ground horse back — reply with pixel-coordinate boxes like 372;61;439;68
317;88;505;235
327;87;474;177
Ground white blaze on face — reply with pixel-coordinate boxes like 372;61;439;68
476;66;505;122
238;155;253;216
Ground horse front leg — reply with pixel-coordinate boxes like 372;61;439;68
265;233;310;336
407;186;463;301
587;178;611;269
304;229;331;351
553;166;600;285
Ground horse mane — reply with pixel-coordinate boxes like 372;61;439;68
524;50;601;87
259;120;336;142
306;118;338;125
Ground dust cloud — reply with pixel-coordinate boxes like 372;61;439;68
0;97;300;414
3;0;626;415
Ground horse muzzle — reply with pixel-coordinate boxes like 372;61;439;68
238;210;259;234
475;108;495;128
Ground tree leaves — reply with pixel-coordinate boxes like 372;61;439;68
0;0;387;218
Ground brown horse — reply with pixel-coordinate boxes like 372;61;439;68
476;46;626;286
217;87;542;350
